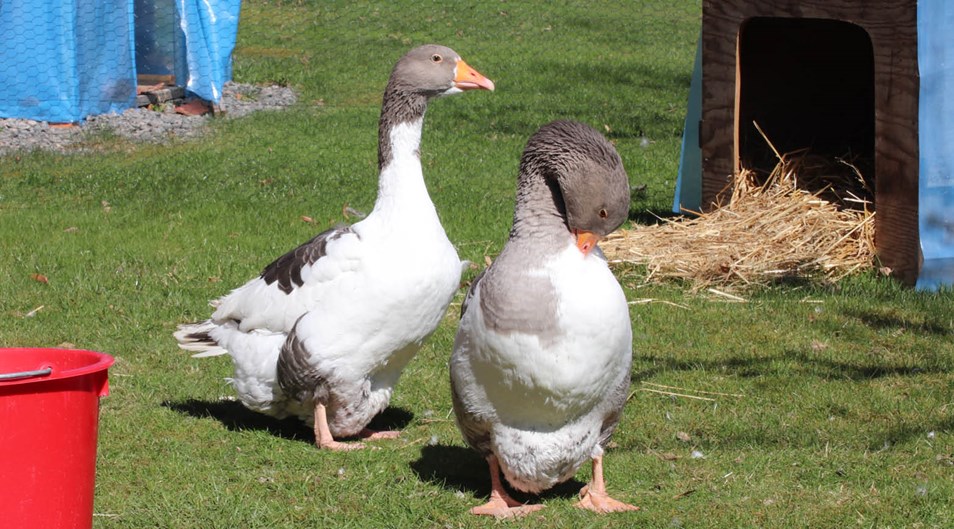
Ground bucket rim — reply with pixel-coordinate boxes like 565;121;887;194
0;347;114;387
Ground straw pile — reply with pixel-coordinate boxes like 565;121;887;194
603;152;876;290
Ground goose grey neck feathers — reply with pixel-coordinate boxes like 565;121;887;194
509;120;629;245
377;44;461;170
473;120;631;341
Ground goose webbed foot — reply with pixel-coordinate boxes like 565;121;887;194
574;455;639;514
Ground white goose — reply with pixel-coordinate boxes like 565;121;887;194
175;44;494;451
450;121;638;515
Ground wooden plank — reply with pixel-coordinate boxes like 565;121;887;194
136;86;187;107
700;1;740;207
137;74;176;85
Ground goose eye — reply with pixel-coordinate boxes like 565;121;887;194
599;208;608;219
431;54;443;63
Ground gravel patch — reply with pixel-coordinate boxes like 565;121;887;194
0;82;297;155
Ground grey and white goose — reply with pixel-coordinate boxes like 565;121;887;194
175;44;494;451
450;120;638;515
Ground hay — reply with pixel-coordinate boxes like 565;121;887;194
603;153;876;290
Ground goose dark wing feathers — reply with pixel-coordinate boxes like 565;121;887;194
260;225;356;295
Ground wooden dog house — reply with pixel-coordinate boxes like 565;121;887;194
698;0;920;284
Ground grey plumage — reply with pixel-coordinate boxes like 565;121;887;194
511;120;629;241
463;120;630;346
378;45;462;169
276;323;328;403
451;120;635;505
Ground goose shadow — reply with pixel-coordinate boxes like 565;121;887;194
410;444;585;503
629;350;951;450
162;399;413;444
881;414;954;449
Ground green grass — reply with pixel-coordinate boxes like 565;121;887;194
2;1;953;528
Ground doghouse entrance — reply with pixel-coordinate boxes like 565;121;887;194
699;2;921;283
736;17;876;198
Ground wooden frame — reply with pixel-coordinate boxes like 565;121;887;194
700;0;920;283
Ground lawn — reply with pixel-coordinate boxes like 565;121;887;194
1;1;952;528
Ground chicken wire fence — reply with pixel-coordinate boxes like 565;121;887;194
0;0;240;123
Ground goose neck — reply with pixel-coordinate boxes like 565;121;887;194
378;86;428;170
510;169;568;241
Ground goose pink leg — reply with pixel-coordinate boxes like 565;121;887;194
470;455;544;518
313;402;365;451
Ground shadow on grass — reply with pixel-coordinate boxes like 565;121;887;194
841;306;953;336
633;348;947;384
163;399;413;444
367;406;415;433
163;399;313;442
633;350;952;449
881;415;954;450
410;444;585;503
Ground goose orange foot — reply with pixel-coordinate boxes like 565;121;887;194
471;493;544;519
359;428;401;440
319;439;366;451
314;402;365;451
575;485;639;513
574;455;639;514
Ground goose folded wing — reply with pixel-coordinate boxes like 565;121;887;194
210;224;362;333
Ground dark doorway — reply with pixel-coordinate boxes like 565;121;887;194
737;17;876;196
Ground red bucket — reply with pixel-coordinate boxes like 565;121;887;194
0;348;114;529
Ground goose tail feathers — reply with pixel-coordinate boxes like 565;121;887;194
174;320;229;358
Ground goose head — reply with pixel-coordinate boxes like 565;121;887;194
515;120;630;255
388;44;495;98
378;45;494;170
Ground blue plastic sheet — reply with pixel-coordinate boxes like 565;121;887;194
0;0;240;122
176;0;242;103
673;36;703;214
916;0;954;290
0;0;137;122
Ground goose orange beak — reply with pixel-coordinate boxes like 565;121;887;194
574;230;601;256
455;59;495;91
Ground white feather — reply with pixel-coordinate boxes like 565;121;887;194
452;244;631;493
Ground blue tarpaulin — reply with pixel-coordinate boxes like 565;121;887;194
673;36;702;215
916;0;954;290
177;0;242;104
0;0;137;122
0;0;240;122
